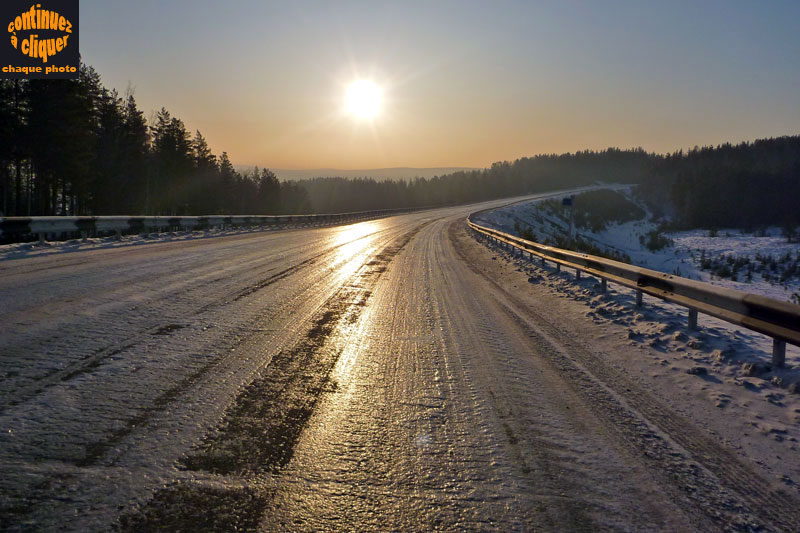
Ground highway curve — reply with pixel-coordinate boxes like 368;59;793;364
1;197;799;531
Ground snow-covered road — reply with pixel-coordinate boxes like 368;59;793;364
2;197;799;531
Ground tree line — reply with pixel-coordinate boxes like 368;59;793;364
0;65;310;217
1;62;797;231
302;139;799;232
300;147;653;213
638;137;800;230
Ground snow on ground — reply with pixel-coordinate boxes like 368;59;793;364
477;188;800;303
474;231;800;489
667;228;799;299
0;225;305;261
474;193;800;478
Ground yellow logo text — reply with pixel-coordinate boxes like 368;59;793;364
7;4;72;63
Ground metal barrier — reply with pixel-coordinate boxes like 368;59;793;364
467;215;800;367
0;208;419;244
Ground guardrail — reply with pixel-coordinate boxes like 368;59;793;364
467;215;800;367
0;208;417;244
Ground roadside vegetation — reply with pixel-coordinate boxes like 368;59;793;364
539;189;645;232
504;187;800;300
695;249;800;285
511;189;640;264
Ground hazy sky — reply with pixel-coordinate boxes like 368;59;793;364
81;1;800;169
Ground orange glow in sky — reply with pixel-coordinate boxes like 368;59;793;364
80;1;800;171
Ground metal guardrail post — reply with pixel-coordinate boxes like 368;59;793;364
773;339;786;367
575;269;581;280
635;290;643;307
688;308;698;330
600;279;607;293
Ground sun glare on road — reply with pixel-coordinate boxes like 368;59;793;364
345;80;382;120
332;221;379;247
327;222;379;285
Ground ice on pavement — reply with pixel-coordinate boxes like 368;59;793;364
474;193;800;499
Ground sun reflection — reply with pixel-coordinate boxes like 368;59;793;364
323;221;384;408
332;221;380;247
325;221;381;286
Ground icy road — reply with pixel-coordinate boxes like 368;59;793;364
1;198;799;531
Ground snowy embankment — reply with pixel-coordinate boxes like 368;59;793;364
478;188;800;303
0;227;278;261
474;190;800;454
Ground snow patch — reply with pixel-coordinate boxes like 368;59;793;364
476;188;800;303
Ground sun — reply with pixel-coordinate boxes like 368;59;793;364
345;80;382;120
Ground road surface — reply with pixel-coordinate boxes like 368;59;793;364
1;198;799;531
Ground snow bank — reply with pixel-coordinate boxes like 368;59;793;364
476;189;800;304
474;188;800;406
0;226;284;261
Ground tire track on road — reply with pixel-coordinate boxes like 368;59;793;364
0;227;392;413
432;224;689;530
118;222;428;531
452;220;800;531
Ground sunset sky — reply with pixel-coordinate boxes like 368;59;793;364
82;0;800;170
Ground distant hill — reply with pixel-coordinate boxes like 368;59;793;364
235;167;483;181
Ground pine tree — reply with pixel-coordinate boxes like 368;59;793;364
121;92;150;214
191;131;218;214
256;168;280;213
151;108;193;214
0;80;17;215
217;152;237;214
